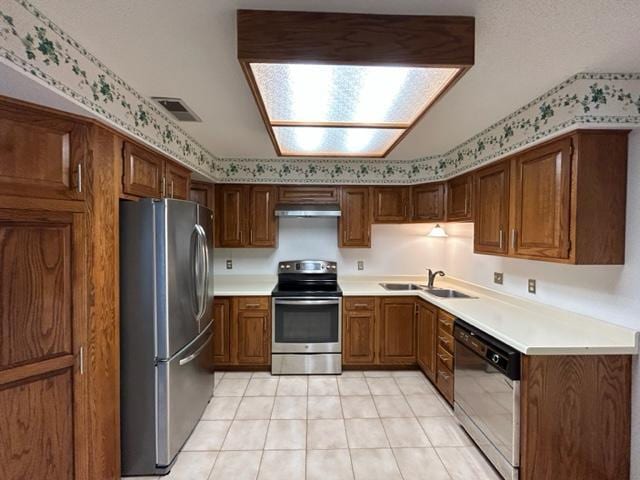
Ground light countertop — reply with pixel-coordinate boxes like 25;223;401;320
213;274;638;356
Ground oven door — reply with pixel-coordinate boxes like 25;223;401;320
272;298;341;353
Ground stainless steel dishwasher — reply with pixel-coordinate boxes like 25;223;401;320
454;319;521;480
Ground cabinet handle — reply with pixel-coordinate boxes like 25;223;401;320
78;346;85;374
499;228;504;250
244;303;261;308
353;303;369;308
171;181;175;198
440;371;450;380
511;229;517;249
76;164;83;193
162;176;166;197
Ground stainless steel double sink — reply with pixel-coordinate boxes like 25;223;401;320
379;283;476;299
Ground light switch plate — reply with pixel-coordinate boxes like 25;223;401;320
494;272;503;285
528;279;536;294
226;259;233;270
357;260;364;271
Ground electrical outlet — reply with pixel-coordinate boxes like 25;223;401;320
528;279;536;294
226;259;233;270
357;260;364;271
494;272;503;285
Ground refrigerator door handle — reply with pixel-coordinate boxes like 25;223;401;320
194;224;208;322
190;225;203;320
178;331;213;366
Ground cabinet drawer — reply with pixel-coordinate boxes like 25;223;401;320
436;345;453;371
438;331;454;354
436;364;454;404
344;297;375;311
438;310;455;335
237;297;270;310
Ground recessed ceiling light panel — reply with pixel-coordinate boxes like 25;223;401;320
273;126;405;157
251;63;460;126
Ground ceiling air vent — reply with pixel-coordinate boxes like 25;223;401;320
152;97;201;122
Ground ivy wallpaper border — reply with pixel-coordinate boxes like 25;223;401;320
1;1;639;184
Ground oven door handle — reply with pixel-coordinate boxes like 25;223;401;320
274;299;340;306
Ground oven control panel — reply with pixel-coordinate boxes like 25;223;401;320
278;260;337;273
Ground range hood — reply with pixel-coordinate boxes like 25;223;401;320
274;203;342;217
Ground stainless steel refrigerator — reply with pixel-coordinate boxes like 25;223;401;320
120;198;214;476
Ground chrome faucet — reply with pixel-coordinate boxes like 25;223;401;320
427;268;445;288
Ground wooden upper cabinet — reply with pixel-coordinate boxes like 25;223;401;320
474;160;510;255
190;181;214;210
446;174;473;222
0;102;87;201
411;183;445;222
249;185;277;247
379;297;416;364
216;185;246;247
122;141;164;198
215;185;277;248
511;138;571;259
277;186;338;204
339;187;371;247
373;186;409;223
416;301;437;380
165;161;191;200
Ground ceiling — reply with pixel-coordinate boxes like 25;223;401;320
18;0;640;161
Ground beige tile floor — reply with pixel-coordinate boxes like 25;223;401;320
124;370;501;480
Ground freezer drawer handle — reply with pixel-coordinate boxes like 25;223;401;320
179;332;212;366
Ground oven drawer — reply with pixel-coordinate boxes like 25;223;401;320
238;297;270;310
436;364;454;404
344;297;375;311
437;345;454;371
438;310;455;335
438;331;454;354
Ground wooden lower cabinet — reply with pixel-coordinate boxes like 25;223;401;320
212;298;231;365
379;297;416;364
212;297;271;368
343;304;376;365
416;300;437;380
0;208;87;480
520;355;631;480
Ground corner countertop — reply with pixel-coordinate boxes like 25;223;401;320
213;274;638;356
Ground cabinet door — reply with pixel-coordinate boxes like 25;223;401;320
190;181;214;210
339;187;371;247
212;298;231;365
0;106;86;201
236;309;270;365
416;302;437;380
343;311;376;365
165;161;191;200
373;187;409;222
0;208;87;479
411;183;445;222
122;141;164;198
511;138;572;259
446;174;473;222
379;297;416;364
249;185;277;247
474;161;510;255
215;185;246;247
277;186;338;204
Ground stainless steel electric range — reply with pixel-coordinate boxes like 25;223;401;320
271;260;342;375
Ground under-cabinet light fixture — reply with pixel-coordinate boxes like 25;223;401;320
428;224;448;238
